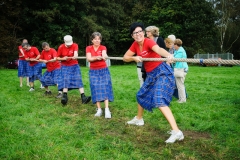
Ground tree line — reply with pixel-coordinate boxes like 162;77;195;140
0;0;239;66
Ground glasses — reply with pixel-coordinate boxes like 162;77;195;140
132;30;143;36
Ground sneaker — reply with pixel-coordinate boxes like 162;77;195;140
127;116;144;126
178;100;186;103
165;130;184;143
82;96;91;104
95;108;102;117
29;88;35;92
20;84;23;87
56;93;62;98
61;93;68;105
40;84;45;89
105;108;111;119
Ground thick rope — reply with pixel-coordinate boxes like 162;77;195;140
76;57;240;65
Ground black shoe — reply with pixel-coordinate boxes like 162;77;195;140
82;96;91;104
44;91;52;95
61;93;68;105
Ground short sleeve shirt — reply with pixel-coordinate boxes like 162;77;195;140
86;45;107;70
40;48;61;72
129;38;162;72
24;46;40;66
18;45;25;60
57;43;78;66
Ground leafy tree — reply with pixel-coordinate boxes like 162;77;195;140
0;0;22;64
209;0;240;58
131;0;217;57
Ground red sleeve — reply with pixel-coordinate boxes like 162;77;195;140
51;48;57;57
39;51;44;59
101;45;107;51
146;38;157;49
57;45;63;57
86;46;91;54
24;50;28;59
129;42;137;53
73;43;78;51
33;47;40;56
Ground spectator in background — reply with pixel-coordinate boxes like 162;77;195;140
167;35;176;55
22;43;42;91
165;37;174;55
124;22;184;143
57;35;91;105
86;32;114;118
137;26;167;83
145;26;166;49
39;42;63;97
173;39;188;103
18;39;30;87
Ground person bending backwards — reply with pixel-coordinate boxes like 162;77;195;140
123;22;184;143
57;35;91;105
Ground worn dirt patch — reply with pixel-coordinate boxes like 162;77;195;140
183;130;211;140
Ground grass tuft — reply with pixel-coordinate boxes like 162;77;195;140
0;65;239;159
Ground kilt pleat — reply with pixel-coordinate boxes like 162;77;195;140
137;62;175;112
29;63;42;82
58;64;83;90
89;67;114;104
40;68;62;87
18;60;30;77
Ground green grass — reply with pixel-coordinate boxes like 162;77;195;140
0;65;240;160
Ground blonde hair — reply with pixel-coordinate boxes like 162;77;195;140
145;26;159;37
174;39;183;46
164;37;173;44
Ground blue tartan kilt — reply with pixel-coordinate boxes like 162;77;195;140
40;68;62;87
18;60;30;77
29;63;42;82
137;62;175;112
58;64;83;90
89;67;114;104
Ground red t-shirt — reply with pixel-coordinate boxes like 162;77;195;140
24;46;40;66
18;45;25;60
57;43;79;66
86;45;107;70
129;38;162;72
40;48;61;72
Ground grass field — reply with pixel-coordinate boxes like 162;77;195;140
0;65;240;160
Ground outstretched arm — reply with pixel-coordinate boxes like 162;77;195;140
123;49;142;63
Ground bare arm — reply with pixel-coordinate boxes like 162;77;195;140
101;50;108;60
73;51;78;58
123;49;142;63
19;49;25;57
152;45;171;57
39;57;57;63
86;50;107;62
48;57;57;62
152;45;173;64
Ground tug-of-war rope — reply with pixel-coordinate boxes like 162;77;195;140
75;57;240;65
